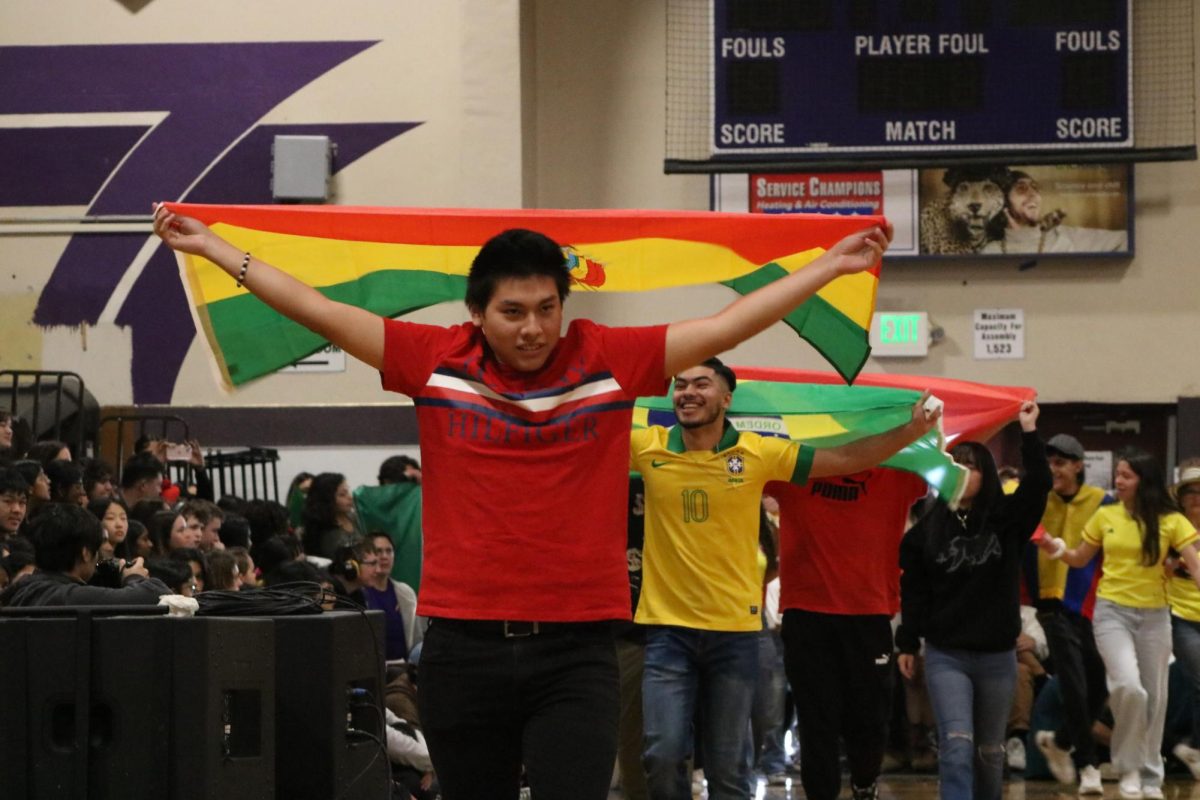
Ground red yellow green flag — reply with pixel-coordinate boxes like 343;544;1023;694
165;204;885;388
635;368;1036;503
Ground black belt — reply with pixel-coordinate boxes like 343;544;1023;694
430;617;614;638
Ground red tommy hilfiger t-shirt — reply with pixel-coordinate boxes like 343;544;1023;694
380;318;667;621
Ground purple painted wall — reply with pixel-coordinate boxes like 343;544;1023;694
0;43;421;402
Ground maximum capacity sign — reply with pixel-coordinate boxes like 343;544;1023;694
712;0;1132;156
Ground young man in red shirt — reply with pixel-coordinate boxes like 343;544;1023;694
774;468;928;800
154;205;891;800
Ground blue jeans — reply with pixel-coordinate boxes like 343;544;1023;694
642;626;758;800
750;628;788;775
1172;614;1200;746
924;643;1016;800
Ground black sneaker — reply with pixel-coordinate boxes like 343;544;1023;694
852;783;879;800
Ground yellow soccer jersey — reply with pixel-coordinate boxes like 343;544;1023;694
1037;485;1108;601
1082;506;1199;608
630;423;813;631
1169;574;1200;623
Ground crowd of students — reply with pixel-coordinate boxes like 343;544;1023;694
0;421;437;797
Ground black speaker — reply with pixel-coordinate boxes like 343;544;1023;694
89;615;173;799
273;610;388;800
170;616;276;800
0;609;172;800
0;615;35;799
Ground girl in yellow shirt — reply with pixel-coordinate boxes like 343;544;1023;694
1040;449;1200;800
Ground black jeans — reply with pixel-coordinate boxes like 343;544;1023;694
1037;607;1108;768
781;609;895;800
417;618;620;800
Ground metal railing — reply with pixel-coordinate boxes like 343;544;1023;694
0;370;93;457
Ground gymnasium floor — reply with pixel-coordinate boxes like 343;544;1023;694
631;774;1200;799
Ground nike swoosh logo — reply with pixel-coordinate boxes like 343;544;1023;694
651;460;669;468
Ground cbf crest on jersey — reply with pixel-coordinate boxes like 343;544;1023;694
725;454;745;476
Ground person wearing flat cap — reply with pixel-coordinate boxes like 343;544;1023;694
1029;433;1115;794
1167;460;1200;780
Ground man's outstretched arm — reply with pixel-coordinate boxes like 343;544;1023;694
153;204;385;370
809;391;939;479
662;223;892;378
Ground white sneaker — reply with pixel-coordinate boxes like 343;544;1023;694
1006;736;1027;771
1078;765;1103;795
1142;786;1164;800
1118;771;1143;799
1175;741;1200;780
1035;730;1077;784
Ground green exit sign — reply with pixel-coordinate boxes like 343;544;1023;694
870;312;929;357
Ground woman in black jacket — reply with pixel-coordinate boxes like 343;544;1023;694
896;401;1048;800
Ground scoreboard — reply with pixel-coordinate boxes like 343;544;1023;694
712;0;1132;158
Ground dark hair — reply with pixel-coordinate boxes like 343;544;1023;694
2;547;35;583
301;473;348;554
121;452;164;490
242;499;290;546
263;558;324;588
12;460;43;492
228;546;254;586
205;549;239;591
949;441;1003;528
28;503;103;572
287;471;314;498
180;499;222;526
129;498;170;529
378;455;421;484
217;513;252;550
87;496;126;522
169;547;208;590
278;532;304;559
252;535;294;576
365;531;393;552
26;440;70;468
1117;448;1177;567
699;357;737;393
1;535;33;559
6;416;33;460
329;544;368;582
216;494;247;515
44;459;83;502
464;228;570;312
115;519;148;562
0;466;30;497
147;510;183;556
80;458;115;497
146;557;192;594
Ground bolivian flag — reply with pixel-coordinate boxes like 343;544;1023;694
634;368;1036;504
165;204;885;388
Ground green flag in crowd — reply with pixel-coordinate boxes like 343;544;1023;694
354;482;423;592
